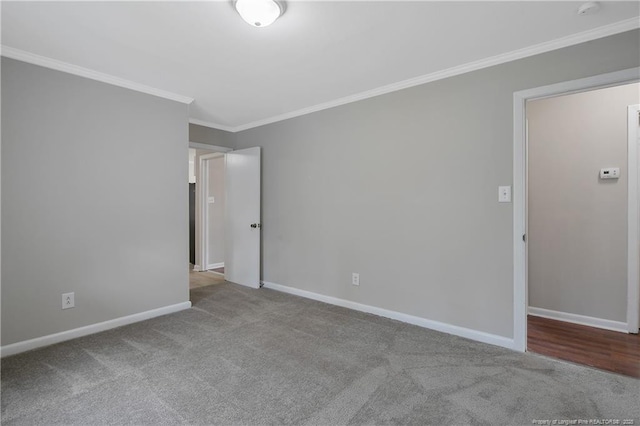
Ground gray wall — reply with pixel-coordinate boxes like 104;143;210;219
207;156;225;267
1;58;189;346
189;123;236;149
234;30;640;339
528;83;639;322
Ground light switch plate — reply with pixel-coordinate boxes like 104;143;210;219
498;186;511;203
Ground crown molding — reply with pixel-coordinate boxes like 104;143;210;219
232;17;640;132
3;16;638;133
188;141;233;152
1;46;194;105
188;118;235;133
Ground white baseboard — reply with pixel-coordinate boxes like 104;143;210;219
207;262;224;270
0;301;192;358
261;281;515;350
528;306;628;333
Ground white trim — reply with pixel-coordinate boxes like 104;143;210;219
513;91;528;353
189;141;233;153
231;18;639;132
0;301;192;358
261;281;515;350
528;307;628;333
5;17;637;133
628;104;640;333
189;118;236;133
513;67;640;352
207;262;224;270
192;264;202;272
197;153;225;272
1;46;194;105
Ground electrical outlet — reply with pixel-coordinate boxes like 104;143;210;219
352;273;360;286
62;292;75;309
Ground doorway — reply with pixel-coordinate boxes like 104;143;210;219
512;68;640;376
188;145;229;289
189;149;197;265
198;152;226;276
189;143;263;290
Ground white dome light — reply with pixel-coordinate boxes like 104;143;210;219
235;0;283;28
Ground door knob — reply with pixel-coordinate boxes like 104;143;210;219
250;223;261;229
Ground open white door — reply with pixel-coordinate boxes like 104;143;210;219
225;147;261;288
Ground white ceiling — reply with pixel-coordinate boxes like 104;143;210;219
2;1;639;131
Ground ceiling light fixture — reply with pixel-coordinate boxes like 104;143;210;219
234;0;284;28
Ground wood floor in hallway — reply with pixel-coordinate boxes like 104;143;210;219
189;269;225;289
527;315;640;378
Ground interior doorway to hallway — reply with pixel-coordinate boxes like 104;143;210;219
197;152;226;276
188;142;263;290
514;75;640;377
188;143;230;290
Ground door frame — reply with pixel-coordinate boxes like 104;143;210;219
628;104;640;333
189;142;231;272
197;152;225;272
512;67;640;352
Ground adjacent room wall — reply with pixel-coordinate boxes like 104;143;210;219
233;30;640;340
195;149;225;270
527;83;639;323
207;156;225;268
1;57;190;346
189;148;197;184
189;123;236;148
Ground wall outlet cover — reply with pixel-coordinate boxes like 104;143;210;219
62;292;75;309
352;273;360;286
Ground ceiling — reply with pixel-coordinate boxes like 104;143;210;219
2;1;639;132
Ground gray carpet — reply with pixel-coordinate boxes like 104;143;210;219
2;282;639;425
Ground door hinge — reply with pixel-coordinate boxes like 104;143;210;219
522;234;526;242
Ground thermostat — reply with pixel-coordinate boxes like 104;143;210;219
599;168;620;179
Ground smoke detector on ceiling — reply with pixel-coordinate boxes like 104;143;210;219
577;1;600;15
